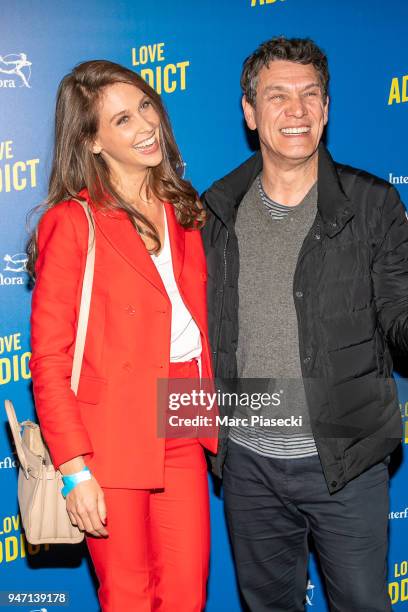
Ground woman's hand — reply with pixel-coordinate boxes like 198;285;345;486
65;477;108;538
59;457;108;537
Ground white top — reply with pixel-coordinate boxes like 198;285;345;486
151;207;202;363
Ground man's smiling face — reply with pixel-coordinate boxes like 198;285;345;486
242;60;329;167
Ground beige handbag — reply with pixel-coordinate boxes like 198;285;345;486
4;199;95;545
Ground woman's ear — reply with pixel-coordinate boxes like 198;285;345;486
92;141;102;155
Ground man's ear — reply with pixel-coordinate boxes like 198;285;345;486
242;95;257;131
323;95;329;126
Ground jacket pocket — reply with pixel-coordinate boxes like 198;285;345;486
76;375;106;404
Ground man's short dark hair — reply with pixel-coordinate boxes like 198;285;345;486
241;36;329;106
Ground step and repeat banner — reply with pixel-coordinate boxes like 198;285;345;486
1;0;408;610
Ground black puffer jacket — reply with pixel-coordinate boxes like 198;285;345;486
202;143;406;493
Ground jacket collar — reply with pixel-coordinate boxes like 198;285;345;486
204;142;354;237
203;153;262;226
77;189;184;298
317;142;353;237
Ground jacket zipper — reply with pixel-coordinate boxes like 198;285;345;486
214;228;229;373
295;216;338;489
294;214;321;377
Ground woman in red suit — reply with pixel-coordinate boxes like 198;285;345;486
28;60;217;611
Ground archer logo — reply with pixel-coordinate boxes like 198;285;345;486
3;253;28;273
305;579;315;606
0;253;28;287
0;53;32;88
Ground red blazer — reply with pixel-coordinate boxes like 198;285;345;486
30;190;218;489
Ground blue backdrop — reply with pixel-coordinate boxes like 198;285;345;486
1;1;408;610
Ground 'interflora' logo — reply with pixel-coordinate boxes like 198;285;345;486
389;173;408;186
1;252;28;286
389;508;408;520
0;455;17;469
0;53;32;88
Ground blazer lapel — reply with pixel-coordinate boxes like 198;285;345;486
86;197;207;346
164;202;185;281
82;194;186;302
91;204;168;298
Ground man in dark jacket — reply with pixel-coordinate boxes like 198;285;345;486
202;36;407;611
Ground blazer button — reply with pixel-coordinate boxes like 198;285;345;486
331;480;338;488
125;304;136;316
122;362;132;372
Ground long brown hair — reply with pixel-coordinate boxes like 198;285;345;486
27;60;204;276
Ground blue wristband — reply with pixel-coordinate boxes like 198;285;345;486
61;466;91;498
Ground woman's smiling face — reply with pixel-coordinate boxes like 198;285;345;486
92;81;163;178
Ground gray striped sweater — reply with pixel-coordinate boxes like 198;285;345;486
230;174;318;459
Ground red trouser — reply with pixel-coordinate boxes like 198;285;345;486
86;361;210;611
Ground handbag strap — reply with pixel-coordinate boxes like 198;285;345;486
4;199;95;473
4;399;29;477
70;199;96;395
